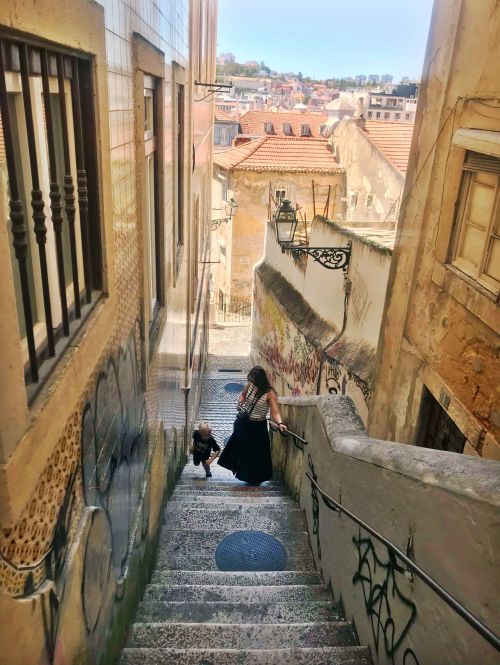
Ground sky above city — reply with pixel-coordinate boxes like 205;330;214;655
216;0;435;82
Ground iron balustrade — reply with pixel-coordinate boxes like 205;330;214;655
0;36;101;389
268;419;307;451
217;292;252;322
273;425;500;653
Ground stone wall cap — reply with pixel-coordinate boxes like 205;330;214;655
278;395;500;506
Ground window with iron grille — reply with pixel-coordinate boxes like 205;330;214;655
275;187;287;206
0;36;102;395
451;151;500;297
144;75;160;328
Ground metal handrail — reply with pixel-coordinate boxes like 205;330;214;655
306;471;500;652
268;419;307;450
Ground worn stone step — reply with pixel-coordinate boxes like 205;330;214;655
155;553;316;571
128;622;359;649
149;570;322;586
176;478;284;488
143;584;330;603
164;506;307;532
120;646;373;665
169;494;294;505
173;479;288;497
136;600;342;624
158;529;311;556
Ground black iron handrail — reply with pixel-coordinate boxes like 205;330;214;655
306;471;500;652
268;419;307;450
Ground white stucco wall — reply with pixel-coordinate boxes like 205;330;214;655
330;118;405;223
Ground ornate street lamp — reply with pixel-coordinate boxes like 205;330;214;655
273;199;351;271
211;198;238;230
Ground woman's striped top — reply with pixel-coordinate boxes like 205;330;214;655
242;384;270;421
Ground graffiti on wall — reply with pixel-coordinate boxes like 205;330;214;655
353;532;420;665
307;455;420;665
0;323;154;664
253;279;370;420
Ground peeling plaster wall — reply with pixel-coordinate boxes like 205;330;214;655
252;217;392;424
273;394;500;665
330;118;406;223
369;0;500;459
211;168;345;300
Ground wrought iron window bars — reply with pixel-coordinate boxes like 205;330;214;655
0;36;101;392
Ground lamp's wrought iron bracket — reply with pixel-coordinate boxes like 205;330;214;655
211;218;230;230
195;81;232;102
281;240;352;271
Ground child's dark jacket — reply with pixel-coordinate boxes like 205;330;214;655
192;430;220;462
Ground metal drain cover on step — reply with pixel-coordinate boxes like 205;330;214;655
224;382;245;393
215;531;287;571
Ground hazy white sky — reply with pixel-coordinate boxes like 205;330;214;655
217;0;435;81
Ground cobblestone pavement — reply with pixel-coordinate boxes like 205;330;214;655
195;324;252;448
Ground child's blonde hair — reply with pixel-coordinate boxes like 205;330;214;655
198;421;212;434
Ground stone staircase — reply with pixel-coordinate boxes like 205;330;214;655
120;368;372;664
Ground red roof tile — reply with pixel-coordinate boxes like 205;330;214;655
238;110;328;138
215;108;238;122
214;136;344;174
362;121;414;174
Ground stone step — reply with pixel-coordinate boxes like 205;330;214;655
143;585;330;603
136;600;342;624
149;570;322;586
120;646;372;665
172;480;287;496
128;622;359;650
164;506;307;532
176;479;284;488
158;529;311;556
155;553;316;572
169;494;294;505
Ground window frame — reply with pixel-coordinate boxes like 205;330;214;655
143;74;162;330
0;37;102;398
450;151;500;298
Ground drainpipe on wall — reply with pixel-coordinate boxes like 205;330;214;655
315;275;352;395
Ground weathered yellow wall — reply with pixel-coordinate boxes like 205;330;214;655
224;169;344;299
0;0;216;662
369;0;500;458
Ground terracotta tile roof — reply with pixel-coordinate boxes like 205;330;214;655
362;121;414;174
238;110;328;138
215;108;238;123
214;136;344;174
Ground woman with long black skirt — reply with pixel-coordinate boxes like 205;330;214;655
218;366;287;484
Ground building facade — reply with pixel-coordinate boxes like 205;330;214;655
329;117;412;224
212;136;345;301
369;0;500;459
251;216;394;424
0;0;216;662
366;84;418;123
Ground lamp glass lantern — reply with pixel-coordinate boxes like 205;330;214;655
224;198;238;220
273;199;298;245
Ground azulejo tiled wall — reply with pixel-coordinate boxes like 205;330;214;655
0;0;215;662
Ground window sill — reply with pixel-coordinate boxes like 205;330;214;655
431;261;499;331
26;292;104;406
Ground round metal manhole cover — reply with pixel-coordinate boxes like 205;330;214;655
215;530;287;571
224;382;244;393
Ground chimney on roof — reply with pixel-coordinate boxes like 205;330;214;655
356;114;366;130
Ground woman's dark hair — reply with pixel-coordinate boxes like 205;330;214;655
247;366;274;394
